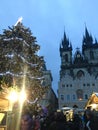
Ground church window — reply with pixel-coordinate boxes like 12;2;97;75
92;83;95;86
72;94;76;100
77;70;84;79
67;94;70;101
62;84;65;87
90;51;94;60
61;95;64;100
85;94;88;99
87;83;90;86
70;84;72;87
65;54;68;62
76;89;83;100
66;84;69;87
77;53;81;58
83;83;86;86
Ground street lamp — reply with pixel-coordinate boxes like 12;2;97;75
7;89;26;111
8;90;18;103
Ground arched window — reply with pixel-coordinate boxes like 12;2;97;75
72;94;76;100
76;89;83;100
65;54;68;62
85;94;88;99
77;70;84;79
67;94;70;101
61;95;64;100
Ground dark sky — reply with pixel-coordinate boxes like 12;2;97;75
0;0;98;95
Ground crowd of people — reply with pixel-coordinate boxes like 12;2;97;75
20;107;98;130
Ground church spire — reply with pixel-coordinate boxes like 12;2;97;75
61;31;72;50
62;31;69;49
82;26;93;46
60;31;72;57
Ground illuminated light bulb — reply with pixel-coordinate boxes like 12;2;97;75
8;91;18;102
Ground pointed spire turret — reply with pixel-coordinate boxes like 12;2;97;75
62;31;69;48
82;26;93;46
60;31;72;57
60;31;72;50
95;38;98;44
85;27;89;38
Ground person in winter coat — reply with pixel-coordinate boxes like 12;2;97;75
83;110;89;130
85;110;98;130
33;111;41;130
48;111;68;130
20;112;33;130
72;113;82;130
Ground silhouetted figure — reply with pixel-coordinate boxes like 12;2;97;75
72;113;82;130
33;111;41;130
41;111;55;130
83;110;89;130
20;112;33;130
85;110;98;130
48;111;68;130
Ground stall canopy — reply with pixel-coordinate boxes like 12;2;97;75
85;92;98;110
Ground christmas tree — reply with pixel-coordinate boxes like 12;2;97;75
0;18;47;112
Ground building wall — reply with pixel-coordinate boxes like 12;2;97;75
40;69;58;112
58;70;98;109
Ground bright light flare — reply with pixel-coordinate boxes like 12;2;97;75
14;16;23;26
8;90;18;102
91;103;97;109
19;90;26;103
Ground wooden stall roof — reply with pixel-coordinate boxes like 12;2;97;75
85;92;98;109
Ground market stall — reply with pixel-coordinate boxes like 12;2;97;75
0;90;26;130
85;92;98;111
0;94;9;130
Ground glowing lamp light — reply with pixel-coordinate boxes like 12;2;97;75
19;90;26;103
79;98;83;101
91;104;97;109
8;90;18;102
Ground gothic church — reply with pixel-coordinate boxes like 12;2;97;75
58;27;98;109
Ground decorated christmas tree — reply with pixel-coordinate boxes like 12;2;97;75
0;18;47;112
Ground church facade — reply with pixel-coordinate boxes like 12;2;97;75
58;27;98;109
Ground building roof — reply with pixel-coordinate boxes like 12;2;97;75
85;92;98;109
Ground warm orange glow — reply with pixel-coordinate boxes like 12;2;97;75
8;90;18;102
79;98;82;101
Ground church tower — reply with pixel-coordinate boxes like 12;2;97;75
59;31;72;79
82;27;98;64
